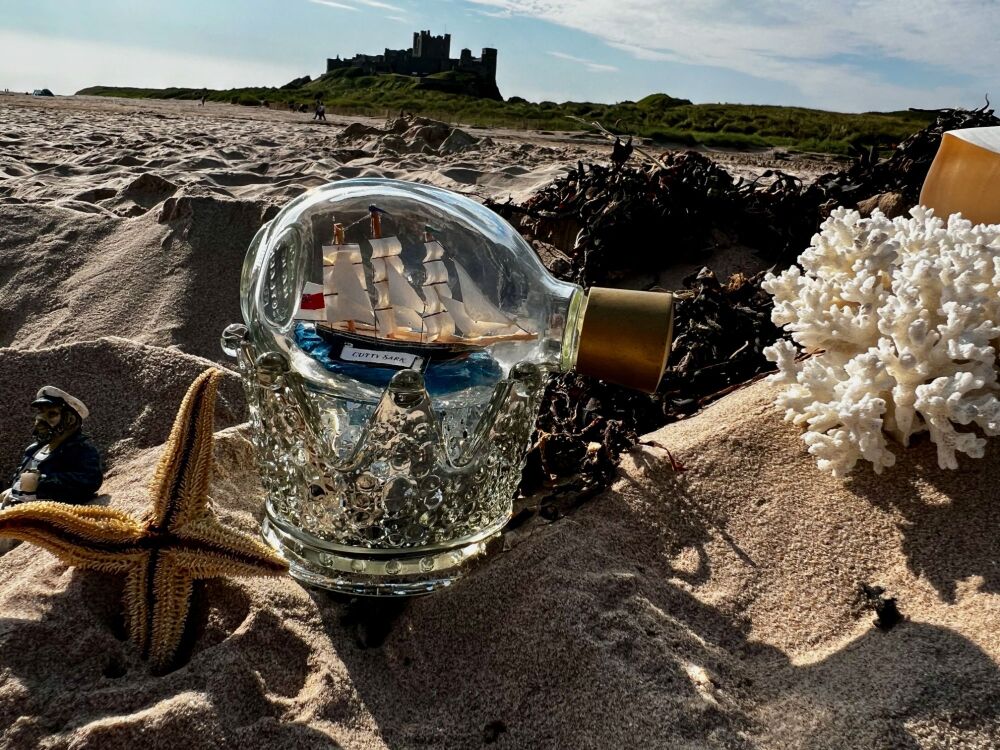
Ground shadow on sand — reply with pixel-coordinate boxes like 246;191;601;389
311;460;1000;748
2;429;999;747
846;435;1000;604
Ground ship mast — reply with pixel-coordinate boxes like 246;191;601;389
322;221;375;333
420;227;458;343
369;205;424;340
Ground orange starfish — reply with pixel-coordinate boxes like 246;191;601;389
0;368;287;672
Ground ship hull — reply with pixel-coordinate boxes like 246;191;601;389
314;324;479;362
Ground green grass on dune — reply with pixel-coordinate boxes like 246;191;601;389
77;74;936;156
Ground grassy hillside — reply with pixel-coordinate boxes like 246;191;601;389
78;73;935;155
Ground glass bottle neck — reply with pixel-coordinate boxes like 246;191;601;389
559;287;587;373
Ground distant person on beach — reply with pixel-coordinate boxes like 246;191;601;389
1;387;103;508
313;101;327;121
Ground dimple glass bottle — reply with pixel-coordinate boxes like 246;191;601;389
222;178;673;595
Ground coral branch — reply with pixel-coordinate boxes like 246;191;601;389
763;207;1000;476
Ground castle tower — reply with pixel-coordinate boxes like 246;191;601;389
413;30;451;59
480;48;497;80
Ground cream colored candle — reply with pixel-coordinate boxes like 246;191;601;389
921;126;1000;225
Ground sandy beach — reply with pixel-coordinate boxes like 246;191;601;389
1;93;998;749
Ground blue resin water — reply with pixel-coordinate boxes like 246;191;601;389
294;323;503;395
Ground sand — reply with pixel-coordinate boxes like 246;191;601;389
1;94;997;749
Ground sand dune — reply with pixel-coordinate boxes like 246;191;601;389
0;198;271;360
0;96;588;208
0;94;997;748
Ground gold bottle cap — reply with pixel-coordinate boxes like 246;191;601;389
576;287;674;393
920;127;1000;225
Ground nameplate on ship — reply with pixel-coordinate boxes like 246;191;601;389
338;342;426;370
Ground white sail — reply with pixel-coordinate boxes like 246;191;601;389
423;260;449;285
387;264;426;330
323;244;375;328
369;237;403;289
420;241;457;341
453;262;519;331
370;236;424;337
424;240;446;263
323;243;366;287
307;232;535;348
421;289;456;341
438;293;480;338
372;237;424;310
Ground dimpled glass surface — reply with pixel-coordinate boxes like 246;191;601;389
228;336;542;593
228;178;577;594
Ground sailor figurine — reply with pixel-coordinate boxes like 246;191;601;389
2;386;103;508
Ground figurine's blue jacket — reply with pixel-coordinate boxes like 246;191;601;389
12;431;104;503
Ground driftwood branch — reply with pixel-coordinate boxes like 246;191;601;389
566;115;669;170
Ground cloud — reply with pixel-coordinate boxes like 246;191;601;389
606;42;675;63
353;0;406;11
548;51;619;73
387;14;409;22
474;7;514;17
308;0;360;10
470;0;995;110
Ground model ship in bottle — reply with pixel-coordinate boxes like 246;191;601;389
295;205;536;367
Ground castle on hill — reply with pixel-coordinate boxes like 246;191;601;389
327;30;497;85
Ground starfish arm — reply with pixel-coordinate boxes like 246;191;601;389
146;553;196;673
1;369;291;673
139;538;285;673
176;547;289;580
178;515;289;577
0;502;146;573
123;562;153;660
148;369;222;532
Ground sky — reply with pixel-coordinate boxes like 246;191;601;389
0;0;995;112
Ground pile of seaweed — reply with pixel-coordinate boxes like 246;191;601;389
518;268;779;512
489;151;828;287
520;268;781;518
504;105;998;513
816;103;1000;206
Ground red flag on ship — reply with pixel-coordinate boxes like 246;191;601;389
301;292;324;310
295;282;326;322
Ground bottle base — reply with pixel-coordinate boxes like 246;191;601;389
261;517;498;596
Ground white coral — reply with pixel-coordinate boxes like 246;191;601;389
762;206;1000;476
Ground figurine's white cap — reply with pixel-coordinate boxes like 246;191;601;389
32;386;89;420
